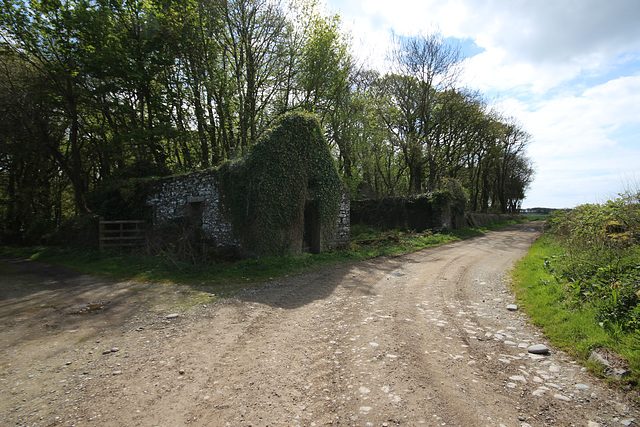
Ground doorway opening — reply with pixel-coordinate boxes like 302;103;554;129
303;201;320;254
186;196;204;228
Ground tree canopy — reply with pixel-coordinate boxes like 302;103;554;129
0;0;534;242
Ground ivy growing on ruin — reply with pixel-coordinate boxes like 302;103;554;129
216;112;343;255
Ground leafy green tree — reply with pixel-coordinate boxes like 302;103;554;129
387;32;462;194
0;0;98;213
218;0;289;154
0;50;71;237
0;0;537;243
375;73;424;194
492;118;533;212
331;68;407;198
502;153;535;212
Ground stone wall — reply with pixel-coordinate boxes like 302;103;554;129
351;200;524;232
334;188;351;247
350;196;447;231
147;170;350;252
147;170;238;247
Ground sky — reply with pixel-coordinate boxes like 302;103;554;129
322;0;640;208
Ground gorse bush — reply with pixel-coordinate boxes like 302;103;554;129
547;190;640;332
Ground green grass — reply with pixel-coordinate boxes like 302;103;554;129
0;218;530;313
511;233;640;386
1;219;524;293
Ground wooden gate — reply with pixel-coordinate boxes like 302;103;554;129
99;217;146;250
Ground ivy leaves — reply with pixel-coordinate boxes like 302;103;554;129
217;112;342;255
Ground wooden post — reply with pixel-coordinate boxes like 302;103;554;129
99;217;105;251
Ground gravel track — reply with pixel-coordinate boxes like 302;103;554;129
1;222;639;426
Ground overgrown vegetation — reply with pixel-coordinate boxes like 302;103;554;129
216;112;343;255
350;185;467;232
1;218;524;294
512;191;640;385
547;192;640;334
88;160;171;221
1;0;535;245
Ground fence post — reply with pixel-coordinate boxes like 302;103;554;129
99;217;105;251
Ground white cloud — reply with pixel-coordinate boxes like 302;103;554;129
457;0;640;94
324;0;640;208
470;1;640;64
582;75;640;125
502;75;640;207
330;0;640;93
510;75;640;154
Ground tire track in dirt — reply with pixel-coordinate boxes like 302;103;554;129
373;245;517;425
2;222;640;426
410;237;528;425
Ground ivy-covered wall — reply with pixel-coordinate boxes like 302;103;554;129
350;193;454;231
350;196;523;232
216;112;345;255
148;112;349;255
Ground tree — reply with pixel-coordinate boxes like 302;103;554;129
1;0;536;242
219;0;288;154
503;153;535;212
387;32;462;194
0;50;71;236
332;68;408;198
0;0;97;213
376;73;424;194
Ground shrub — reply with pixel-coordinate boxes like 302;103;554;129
42;215;100;248
144;221;211;267
89;160;170;221
547;190;640;331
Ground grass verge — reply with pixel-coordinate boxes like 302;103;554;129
1;219;523;295
510;233;640;387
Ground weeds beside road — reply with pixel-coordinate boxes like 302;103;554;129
4;212;639;387
0;218;523;296
512;192;640;386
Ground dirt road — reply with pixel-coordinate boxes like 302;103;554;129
1;222;638;426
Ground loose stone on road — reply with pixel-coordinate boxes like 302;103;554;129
1;222;638;426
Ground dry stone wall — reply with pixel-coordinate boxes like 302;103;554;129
350;197;447;231
147;170;238;248
334;189;350;247
147;170;350;252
